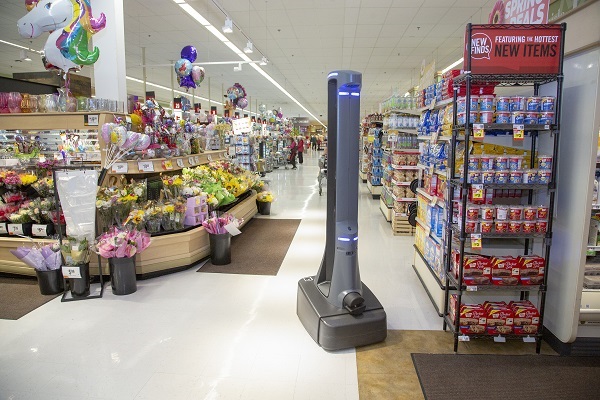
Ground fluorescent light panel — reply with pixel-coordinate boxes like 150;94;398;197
441;57;463;74
173;0;325;127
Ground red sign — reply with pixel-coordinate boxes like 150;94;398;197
465;24;562;75
488;0;549;25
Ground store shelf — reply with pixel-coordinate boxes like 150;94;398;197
391;179;412;187
415;218;443;245
592;204;600;211
390;191;416;202
417;163;448;177
455;123;555;132
389;148;420;153
417;135;454;142
379;197;392;222
391;164;420;170
417;97;453;113
450;224;546;239
367;181;382;198
446;273;543;293
384;109;421;116
413;245;454;316
416;188;445;208
453;73;558;86
386;128;418;134
588;246;600;251
448;179;550;190
444;314;542;342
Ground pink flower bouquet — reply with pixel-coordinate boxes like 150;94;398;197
94;227;151;259
201;212;242;235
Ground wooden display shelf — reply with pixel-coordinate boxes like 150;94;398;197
0;112;119;131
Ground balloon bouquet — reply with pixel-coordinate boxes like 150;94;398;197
225;83;248;114
98;120;151;184
175;46;205;91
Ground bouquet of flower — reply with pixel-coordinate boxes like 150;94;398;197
173;198;186;230
2;191;25;204
201;212;242;235
144;202;162;233
94;227;151;259
161;203;176;231
60;236;91;265
8;208;33;224
19;173;38;186
0;203;20;222
162;175;184;200
130;179;147;204
27;198;54;224
3;172;21;188
10;242;62;271
123;208;146;230
256;190;275;203
36;159;63;177
31;177;54;197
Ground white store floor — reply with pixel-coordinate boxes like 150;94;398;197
0;150;441;400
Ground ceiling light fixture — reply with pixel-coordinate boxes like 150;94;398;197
243;40;253;54
441;57;464;74
222;17;233;33
173;0;324;127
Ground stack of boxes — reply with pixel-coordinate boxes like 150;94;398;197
184;195;208;227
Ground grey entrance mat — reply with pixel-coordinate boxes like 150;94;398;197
412;353;600;400
0;276;59;320
197;218;301;276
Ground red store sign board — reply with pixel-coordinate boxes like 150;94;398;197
465;25;563;75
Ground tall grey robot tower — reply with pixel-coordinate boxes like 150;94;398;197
296;71;387;351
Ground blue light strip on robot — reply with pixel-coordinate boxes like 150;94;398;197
338;237;351;242
339;91;350;96
351;92;360;97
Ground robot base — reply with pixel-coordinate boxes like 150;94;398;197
296;276;387;351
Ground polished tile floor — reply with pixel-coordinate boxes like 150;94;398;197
0;150;441;400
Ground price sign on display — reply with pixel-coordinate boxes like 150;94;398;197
430;196;438;207
176;159;185;168
472;184;484;200
111;163;128;173
425;226;431;237
207;155;213;162
513;124;525;140
138;161;154;172
162;160;173;170
32;224;49;237
84;114;99;126
0;223;7;234
431;126;440;144
62;266;81;279
194;156;200;164
7;224;23;236
188;157;196;166
473;124;485;139
471;233;482;249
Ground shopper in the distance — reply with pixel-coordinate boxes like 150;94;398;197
298;136;304;165
289;137;298;170
310;135;317;150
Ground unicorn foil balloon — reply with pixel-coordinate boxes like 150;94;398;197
17;0;106;73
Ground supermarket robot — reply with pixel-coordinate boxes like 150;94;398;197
296;70;387;351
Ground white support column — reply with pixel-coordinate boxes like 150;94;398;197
92;0;127;108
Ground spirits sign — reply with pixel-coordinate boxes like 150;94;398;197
465;24;563;75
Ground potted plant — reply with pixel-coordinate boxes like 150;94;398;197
94;227;151;295
256;190;274;215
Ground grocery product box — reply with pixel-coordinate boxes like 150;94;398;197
184;213;207;227
185;196;207;216
517;255;545;285
452;251;491;285
490;256;520;286
512;305;540;335
486;305;514;335
459;304;487;334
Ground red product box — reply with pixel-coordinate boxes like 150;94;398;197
483;301;508;310
451;251;491;285
459;304;487;334
517;255;545;285
489;256;520;286
512;305;540;335
508;300;535;309
486;306;514;335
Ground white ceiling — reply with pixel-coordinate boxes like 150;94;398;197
0;0;500;125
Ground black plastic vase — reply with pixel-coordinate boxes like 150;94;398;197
109;257;137;295
69;263;90;297
209;233;231;265
36;268;64;295
257;201;271;215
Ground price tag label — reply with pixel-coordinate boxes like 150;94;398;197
424;226;431;237
472;184;484;200
429;98;436;110
176;158;185;168
84;114;99;126
522;336;536;343
459;335;471;342
544;124;550;130
111;162;128;173
32;224;48;237
466;286;478;292
162;160;173;170
494;336;507;343
430;196;438;207
8;224;24;236
471;233;482;249
0;223;7;234
62;266;81;279
473;123;485;139
429;165;434;176
188;157;196;166
194;156;200;164
207;155;213;162
138;161;154;172
513;124;525;140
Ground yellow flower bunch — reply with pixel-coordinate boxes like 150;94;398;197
118;194;138;203
19;174;38;186
257;190;274;203
163;204;175;214
124;209;145;225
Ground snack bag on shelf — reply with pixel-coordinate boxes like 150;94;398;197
490;256;520;285
517;255;545;285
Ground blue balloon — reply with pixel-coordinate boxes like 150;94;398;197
174;58;192;78
181;46;197;63
178;75;196;90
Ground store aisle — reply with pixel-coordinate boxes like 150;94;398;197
0;150;440;400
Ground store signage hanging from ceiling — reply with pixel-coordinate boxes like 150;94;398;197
464;24;563;75
488;0;550;25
